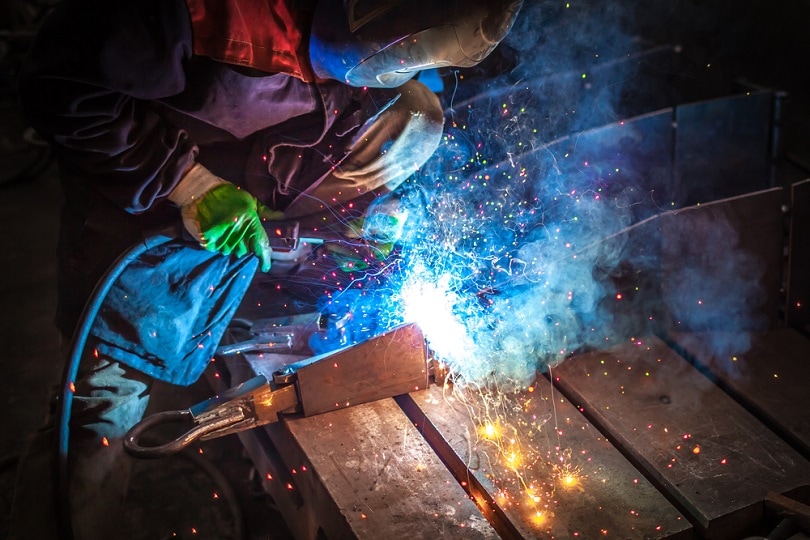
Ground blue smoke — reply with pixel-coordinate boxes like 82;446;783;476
305;1;771;388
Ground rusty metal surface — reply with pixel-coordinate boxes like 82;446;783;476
671;328;810;459
293;323;429;416
280;397;499;539
787;179;810;331
553;335;810;539
407;381;692;539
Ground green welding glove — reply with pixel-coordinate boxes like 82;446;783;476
169;163;284;272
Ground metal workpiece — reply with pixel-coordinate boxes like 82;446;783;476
271;322;430;416
124;323;430;458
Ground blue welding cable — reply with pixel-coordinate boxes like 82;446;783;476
55;216;314;536
56;232;174;539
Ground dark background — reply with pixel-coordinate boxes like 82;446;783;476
1;0;809;538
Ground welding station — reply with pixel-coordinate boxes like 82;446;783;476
2;0;810;539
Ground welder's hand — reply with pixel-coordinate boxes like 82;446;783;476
169;163;284;272
327;196;406;271
345;196;407;244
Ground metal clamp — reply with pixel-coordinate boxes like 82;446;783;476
124;375;299;458
123;408;245;458
124;323;434;459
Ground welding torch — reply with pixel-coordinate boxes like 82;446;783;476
124;322;448;458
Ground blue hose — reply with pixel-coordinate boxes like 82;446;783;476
56;233;174;538
53;216;320;536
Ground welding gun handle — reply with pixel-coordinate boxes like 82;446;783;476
123;408;243;458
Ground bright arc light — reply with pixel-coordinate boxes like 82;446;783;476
400;269;478;368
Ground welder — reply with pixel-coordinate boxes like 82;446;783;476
8;0;522;538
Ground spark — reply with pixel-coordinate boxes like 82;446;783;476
562;474;578;487
480;421;501;440
531;511;546;526
244;49;685;536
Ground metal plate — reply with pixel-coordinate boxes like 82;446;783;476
449;45;684;151
659;187;784;333
671;328;810;459
544;109;676;224
280;398;499;539
208;363;496;540
787;178;810;331
405;381;692;539
294;323;429;417
553;335;810;538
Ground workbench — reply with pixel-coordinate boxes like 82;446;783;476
205;326;810;539
204;181;810;539
207;325;810;540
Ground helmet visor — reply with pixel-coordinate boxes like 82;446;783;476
347;25;477;88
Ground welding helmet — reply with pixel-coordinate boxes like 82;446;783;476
309;0;523;88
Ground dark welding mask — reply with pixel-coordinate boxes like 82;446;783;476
309;0;523;88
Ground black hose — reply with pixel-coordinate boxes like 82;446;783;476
175;445;246;540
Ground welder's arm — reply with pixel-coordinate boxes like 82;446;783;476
169;163;283;272
16;0;197;214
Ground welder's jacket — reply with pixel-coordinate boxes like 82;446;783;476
18;0;372;384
